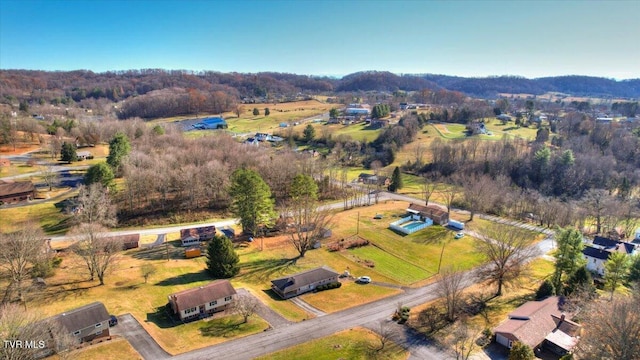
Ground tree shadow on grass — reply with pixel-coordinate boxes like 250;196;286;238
410;226;449;245
42;217;73;234
199;317;244;338
132;241;187;261
154;269;212;286
146;305;179;329
236;257;298;283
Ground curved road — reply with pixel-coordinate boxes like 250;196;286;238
107;191;555;360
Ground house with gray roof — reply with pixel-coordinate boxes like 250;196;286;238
52;301;111;343
168;280;237;321
271;266;340;299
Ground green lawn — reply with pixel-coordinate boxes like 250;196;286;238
328;122;383;142
348;246;432;283
255;327;408;360
0;194;74;234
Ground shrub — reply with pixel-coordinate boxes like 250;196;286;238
536;279;555;299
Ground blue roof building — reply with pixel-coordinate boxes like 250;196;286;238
194;117;227;129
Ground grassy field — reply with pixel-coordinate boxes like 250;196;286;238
301;281;402;313
255;327;409;360
70;338;142;360
0;194;74;234
329;203;485;285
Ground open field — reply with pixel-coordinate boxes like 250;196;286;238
255;327;409;360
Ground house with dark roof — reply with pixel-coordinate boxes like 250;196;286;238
583;236;637;276
407;203;449;225
494;296;581;356
271;266;340;299
180;225;217;247
52;302;111;343
0;180;37;204
168;280;237;321
358;173;390;187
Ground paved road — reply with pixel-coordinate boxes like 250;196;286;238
112;314;171;360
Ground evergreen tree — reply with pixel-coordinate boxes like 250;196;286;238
329;108;340;119
508;342;534;360
206;235;239;278
229;168;275;236
106;132;131;174
605;252;631;299
389;166;403;192
628;254;640;283
536;279;555;300
264;108;270;116
253;108;259;116
565;265;595;295
84;162;115;188
60;142;77;163
552;227;585;294
303;124;315;143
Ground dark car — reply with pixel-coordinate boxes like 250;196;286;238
109;315;118;327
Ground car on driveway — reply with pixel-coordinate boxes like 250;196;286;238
109;315;118;327
356;276;371;284
454;232;464;239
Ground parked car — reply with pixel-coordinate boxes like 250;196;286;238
373;214;383;219
109;315;118;327
454;232;464;239
356;276;372;284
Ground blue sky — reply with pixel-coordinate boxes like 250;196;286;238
1;0;638;79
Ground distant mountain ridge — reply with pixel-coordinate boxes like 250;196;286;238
0;69;638;102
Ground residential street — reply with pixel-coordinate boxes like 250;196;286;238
45;189;555;359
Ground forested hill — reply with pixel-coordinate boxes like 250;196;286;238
422;74;640;99
1;70;638;104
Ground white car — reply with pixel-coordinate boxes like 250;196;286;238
454;232;464;239
357;276;371;284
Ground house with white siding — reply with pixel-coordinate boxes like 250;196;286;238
168;280;237;321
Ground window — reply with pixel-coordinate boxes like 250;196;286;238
508;340;513;348
73;330;81;336
209;300;217;307
95;323;102;328
184;307;197;314
224;296;232;301
96;330;102;336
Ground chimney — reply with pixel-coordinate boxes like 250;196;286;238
560;313;566;322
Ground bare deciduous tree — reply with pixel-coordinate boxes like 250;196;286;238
575;291;640;360
0;303;77;360
371;319;395;352
475;223;539;296
442;181;461;216
233;294;258;324
0;227;49;305
461;174;494;221
39;163;57;191
447;321;479;360
73;184;116;227
421;173;439;206
70;224;122;285
435;266;466;322
140;264;156;284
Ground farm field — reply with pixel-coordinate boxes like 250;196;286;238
255;327;408;360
